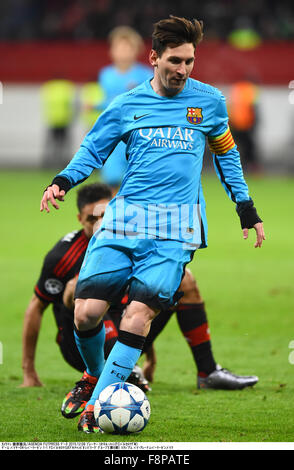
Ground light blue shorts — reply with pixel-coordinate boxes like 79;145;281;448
75;231;195;310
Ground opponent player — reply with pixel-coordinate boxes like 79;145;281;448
22;184;114;385
97;26;152;195
22;182;149;392
40;16;265;433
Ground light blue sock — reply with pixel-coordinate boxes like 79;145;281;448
74;323;105;378
86;339;142;407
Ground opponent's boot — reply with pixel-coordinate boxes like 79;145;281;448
197;365;259;390
128;365;151;393
61;371;98;418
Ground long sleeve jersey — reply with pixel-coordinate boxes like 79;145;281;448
56;77;250;248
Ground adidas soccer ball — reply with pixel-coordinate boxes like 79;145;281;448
94;382;151;434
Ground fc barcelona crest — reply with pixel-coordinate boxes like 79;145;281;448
187;107;203;125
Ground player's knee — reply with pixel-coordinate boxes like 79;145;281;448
74;301;90;330
120;301;157;337
74;298;107;331
179;268;203;303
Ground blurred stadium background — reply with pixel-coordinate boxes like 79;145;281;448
0;0;294;172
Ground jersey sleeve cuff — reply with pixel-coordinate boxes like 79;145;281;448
34;286;53;303
236;199;262;229
51;176;72;193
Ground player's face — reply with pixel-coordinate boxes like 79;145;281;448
150;43;195;96
78;199;110;238
110;38;139;69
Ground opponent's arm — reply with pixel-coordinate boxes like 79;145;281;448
21;294;48;387
63;276;78;310
142;344;157;383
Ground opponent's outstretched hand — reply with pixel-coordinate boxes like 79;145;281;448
40;184;65;213
242;222;266;248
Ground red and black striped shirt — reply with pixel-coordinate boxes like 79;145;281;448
34;229;88;305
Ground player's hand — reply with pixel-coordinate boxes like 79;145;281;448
142;359;156;383
242;222;266;248
40;184;65;213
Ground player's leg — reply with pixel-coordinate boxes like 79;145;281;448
56;318;85;374
73;298;109;378
141;308;173;381
57;311;119;374
61;298;109;419
103;312;119;359
62;235;132;421
85;300;156;405
139;269;216;382
93;238;192;389
176;268;217;378
176;269;259;390
78;238;190;432
72;232;133;377
78;300;156;433
104;305;151;392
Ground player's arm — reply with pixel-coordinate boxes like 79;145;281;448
208;94;265;248
40;96;123;213
142;344;157;383
21;245;66;387
63;276;78;310
21;294;48;387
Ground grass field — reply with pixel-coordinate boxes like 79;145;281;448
0;169;293;445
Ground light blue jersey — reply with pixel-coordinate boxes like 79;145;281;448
98;62;153;109
57;77;250;248
98;62;152;186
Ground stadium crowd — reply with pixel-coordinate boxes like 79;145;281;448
0;0;294;41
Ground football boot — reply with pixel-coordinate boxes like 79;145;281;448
77;405;103;434
61;371;98;418
128;365;151;393
197;365;259;390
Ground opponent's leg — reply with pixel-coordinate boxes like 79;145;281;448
176;269;258;390
176;269;217;377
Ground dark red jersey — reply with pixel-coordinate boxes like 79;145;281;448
35;229;88;302
34;228;125;327
34;229;123;371
34;229;88;324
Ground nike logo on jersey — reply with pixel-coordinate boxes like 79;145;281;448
112;361;133;370
134;113;150;120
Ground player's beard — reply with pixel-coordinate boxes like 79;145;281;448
165;76;187;95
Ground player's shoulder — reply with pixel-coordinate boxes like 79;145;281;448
44;229;85;264
99;64;115;77
113;79;150;105
186;78;223;101
60;229;82;244
133;62;153;75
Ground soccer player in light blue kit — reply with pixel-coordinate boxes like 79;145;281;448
98;26;152;195
41;16;265;433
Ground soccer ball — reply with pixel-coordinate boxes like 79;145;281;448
94;382;151;434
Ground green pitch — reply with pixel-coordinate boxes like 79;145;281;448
0;170;293;444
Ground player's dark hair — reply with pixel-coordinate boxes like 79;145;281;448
77;183;112;212
152;16;203;56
